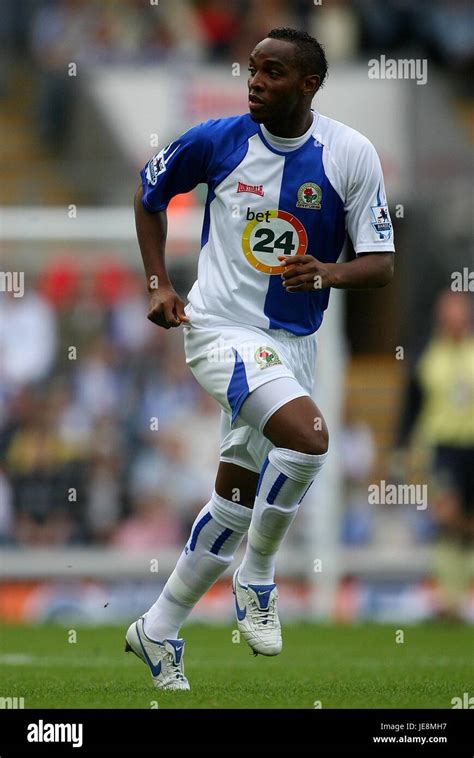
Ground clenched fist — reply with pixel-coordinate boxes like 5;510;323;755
147;286;190;329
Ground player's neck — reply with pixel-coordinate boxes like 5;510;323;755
262;110;313;139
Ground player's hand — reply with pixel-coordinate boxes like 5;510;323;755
278;255;334;292
147;286;189;329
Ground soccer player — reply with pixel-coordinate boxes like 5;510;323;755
126;27;395;690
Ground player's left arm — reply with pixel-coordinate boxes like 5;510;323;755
281;132;395;291
279;251;394;291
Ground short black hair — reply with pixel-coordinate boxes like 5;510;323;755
266;27;328;86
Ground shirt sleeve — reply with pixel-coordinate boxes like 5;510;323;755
140;123;212;212
345;135;395;254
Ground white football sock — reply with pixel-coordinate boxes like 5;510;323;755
143;491;251;641
238;447;327;585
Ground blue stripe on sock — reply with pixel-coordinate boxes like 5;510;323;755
267;472;288;504
255;456;270;497
189;511;212;551
209;527;234;555
298;480;314;504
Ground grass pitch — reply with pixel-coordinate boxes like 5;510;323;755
0;622;471;709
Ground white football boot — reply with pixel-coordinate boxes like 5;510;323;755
125;617;190;690
232;568;282;656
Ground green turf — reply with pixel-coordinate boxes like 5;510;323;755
0;622;472;709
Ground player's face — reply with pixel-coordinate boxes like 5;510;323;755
247;38;317;127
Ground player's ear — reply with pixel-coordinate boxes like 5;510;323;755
303;74;320;97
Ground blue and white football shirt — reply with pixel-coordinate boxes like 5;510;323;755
140;110;394;337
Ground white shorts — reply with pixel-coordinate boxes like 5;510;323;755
182;304;318;473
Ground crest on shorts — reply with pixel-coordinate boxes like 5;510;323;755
255;346;282;369
296;182;322;210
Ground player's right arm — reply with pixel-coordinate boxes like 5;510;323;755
134;187;188;328
135;123;213;328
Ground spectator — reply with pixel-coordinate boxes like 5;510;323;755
0;288;57;395
194;0;241;61
340;400;376;545
0;468;14;545
395;290;474;619
111;489;182;551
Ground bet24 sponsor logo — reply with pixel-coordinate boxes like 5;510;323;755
242;207;307;274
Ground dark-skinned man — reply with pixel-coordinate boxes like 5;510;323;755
127;27;394;690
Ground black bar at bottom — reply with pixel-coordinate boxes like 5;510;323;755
0;708;472;756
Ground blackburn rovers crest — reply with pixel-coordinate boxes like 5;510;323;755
255;346;282;369
296;182;322;210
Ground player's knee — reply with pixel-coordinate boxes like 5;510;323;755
288;426;329;456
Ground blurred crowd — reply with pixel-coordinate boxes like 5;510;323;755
0;0;472;149
2;252;471;577
16;0;474;68
0;257;220;549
